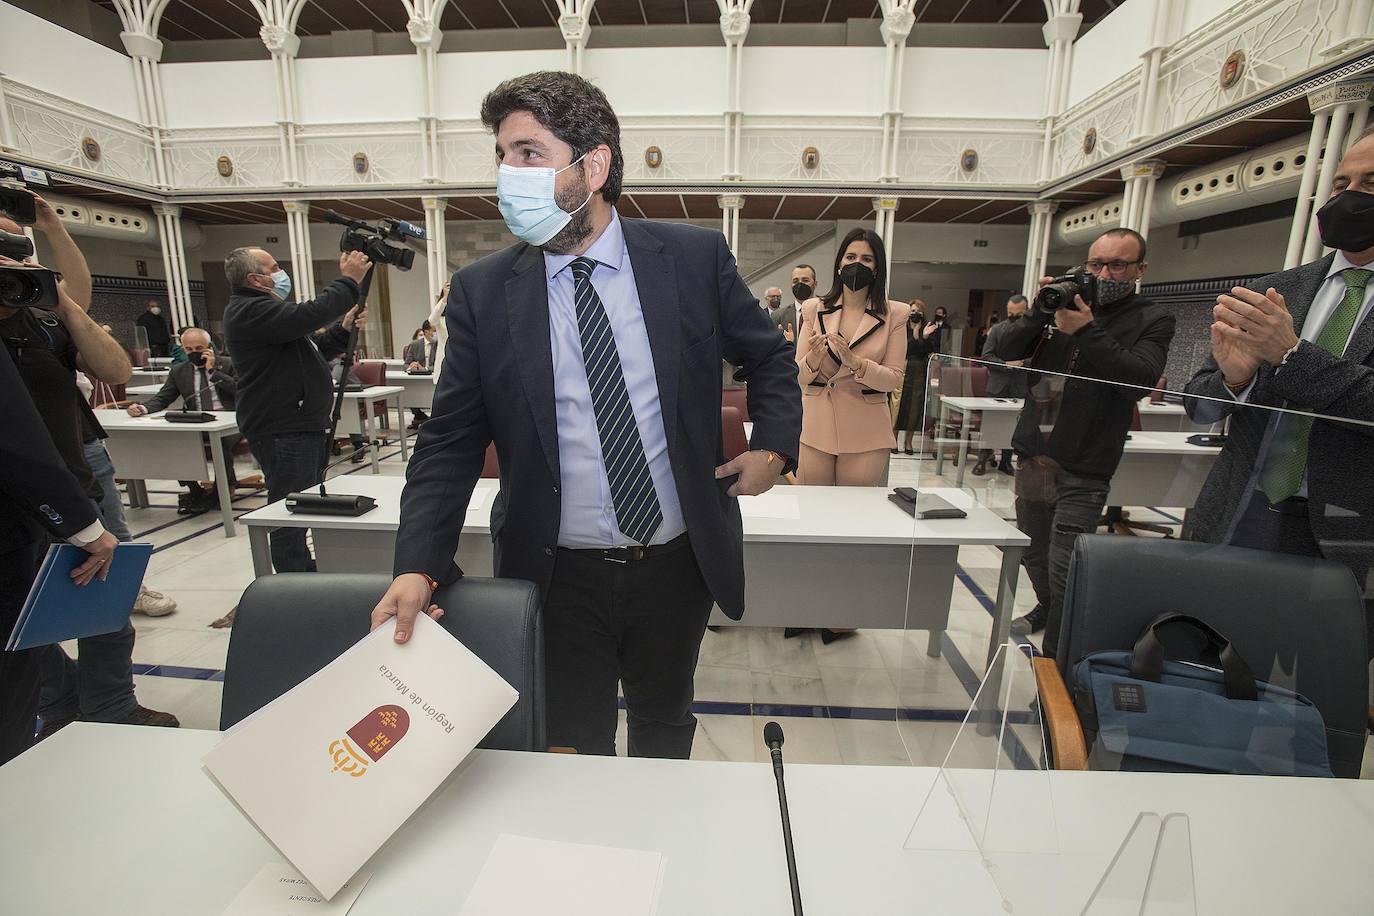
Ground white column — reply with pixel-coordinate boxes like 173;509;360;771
261;25;303;186
1286;109;1331;269
1038;8;1084;181
1130;0;1174;142
154;205;195;331
408;16;444;184
1119;160;1165;236
120;31;171;187
1294;79;1374;264
1303;103;1353;264
283;200;315;299
1344;102;1371;154
718;3;751;181
422;197;449;304
1024;201;1058;298
718;194;744;255
873;197;899;278
878;3;916;182
1322;0;1373;57
557;1;595;75
0;73;16;151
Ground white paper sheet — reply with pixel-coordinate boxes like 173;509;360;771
221;864;371;915
203;614;519;900
739;491;801;520
458;834;666;916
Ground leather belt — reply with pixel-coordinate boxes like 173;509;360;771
560;533;689;564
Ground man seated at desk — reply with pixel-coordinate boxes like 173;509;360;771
127;327;242;513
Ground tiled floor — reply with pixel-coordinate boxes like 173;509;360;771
66;428;1374;775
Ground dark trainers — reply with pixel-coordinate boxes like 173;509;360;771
1010;604;1048;636
118;705;180;728
36;714;78;742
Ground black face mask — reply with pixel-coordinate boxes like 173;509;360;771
766;297;781;309
911;313;924;324
1317;189;1374;252
188;350;207;368
791;281;813;301
839;263;874;292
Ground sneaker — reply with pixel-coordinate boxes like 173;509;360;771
118;705;180;728
133;586;177;617
1010;604;1048;635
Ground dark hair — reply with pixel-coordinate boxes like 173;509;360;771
480;71;623;204
793;263;816;281
1007;294;1028;306
225;246;266;289
1099;227;1148;263
819;228;889;316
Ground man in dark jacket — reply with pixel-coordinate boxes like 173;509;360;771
973;293;1030;475
223;247;371;572
135;299;171;357
999;229;1176;655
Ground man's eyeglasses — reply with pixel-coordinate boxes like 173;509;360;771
1085;259;1142;276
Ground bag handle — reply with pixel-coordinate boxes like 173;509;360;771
1127;612;1258;701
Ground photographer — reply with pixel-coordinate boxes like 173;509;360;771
222;246;371;573
998;229;1175;654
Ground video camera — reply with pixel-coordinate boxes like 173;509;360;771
320;209;423;271
0;161;37;225
0;186;60;309
1034;267;1098;314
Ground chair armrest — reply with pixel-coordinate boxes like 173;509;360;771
1032;656;1088;771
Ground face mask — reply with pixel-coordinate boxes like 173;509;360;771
496;153;592;247
791;281;813;301
839;263;874;292
1317;189;1374;252
188;350;207;368
766;297;781;309
911;313;924;323
269;269;292;300
149;307;161;315
1097;276;1136;305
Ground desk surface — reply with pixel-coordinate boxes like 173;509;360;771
2;723;1370;916
941;395;1187;416
386;370;437;382
342;385;404;400
241;477;1029;547
1123;430;1221;456
95;408;240;435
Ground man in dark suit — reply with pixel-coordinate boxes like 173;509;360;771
402;321;437;428
1185;128;1374;653
0;342;119;763
973;293;1030;475
371;71;801;758
135;299;171;358
127;327;240;510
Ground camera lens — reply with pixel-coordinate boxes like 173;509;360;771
0;268;41;307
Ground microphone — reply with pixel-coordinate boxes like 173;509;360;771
763;721;804;916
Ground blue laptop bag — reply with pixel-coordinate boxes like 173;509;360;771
1069;613;1332;777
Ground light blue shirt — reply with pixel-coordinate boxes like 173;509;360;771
544;210;686;548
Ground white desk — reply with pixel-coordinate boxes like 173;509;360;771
95;408;240;536
125;383;163;398
1109;430;1221;509
129;367;169;384
386;369;437;418
3;724;1371;916
241;479;1029;665
335;385;408;472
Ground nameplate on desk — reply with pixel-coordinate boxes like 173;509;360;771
203;614;519;901
221;863;370;915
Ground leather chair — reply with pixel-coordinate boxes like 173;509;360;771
722;387;750;423
482;442;500;479
220;574;545;752
352;360;391;430
1033;535;1369;777
721;405;748;461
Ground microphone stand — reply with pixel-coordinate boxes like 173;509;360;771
766;724;804;916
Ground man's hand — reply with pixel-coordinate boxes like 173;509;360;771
370;573;444;644
1005;359;1025;369
127;403;150;416
30;194;64;236
1209;320;1262;388
1213;286;1298;365
407;361;420;370
70;531;119;586
201;349;217;371
922;321;939;338
783;325;795;343
339;250;372;284
825;332;863;371
1054;296;1094;335
715;450;782;497
342;304;367;331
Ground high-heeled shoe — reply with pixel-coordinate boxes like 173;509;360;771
783;627;811;639
820;628;856;645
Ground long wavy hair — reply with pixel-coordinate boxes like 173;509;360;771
818;227;888;317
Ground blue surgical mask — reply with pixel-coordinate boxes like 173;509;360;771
496;152;592;247
270;269;292;300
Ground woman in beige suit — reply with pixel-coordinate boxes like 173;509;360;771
796;227;910;486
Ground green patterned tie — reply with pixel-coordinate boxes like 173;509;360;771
1261;267;1372;503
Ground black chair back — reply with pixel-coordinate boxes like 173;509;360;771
220;574;544;752
1057;535;1368;777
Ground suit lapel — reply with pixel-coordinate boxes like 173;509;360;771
504;244;561;482
622;219;681;455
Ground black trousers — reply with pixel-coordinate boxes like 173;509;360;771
248;432;326;573
544;536;713;758
0;540;46;764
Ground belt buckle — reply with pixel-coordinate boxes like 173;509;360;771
603;550;628;564
628;546;647;562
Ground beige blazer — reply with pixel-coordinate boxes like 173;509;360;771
796;298;910;455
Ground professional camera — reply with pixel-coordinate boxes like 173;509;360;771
0;161;36;225
0;228;34;261
1034;267;1097;314
321;209;423;271
0;264;61;308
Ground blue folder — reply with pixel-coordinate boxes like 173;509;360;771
5;543;153;651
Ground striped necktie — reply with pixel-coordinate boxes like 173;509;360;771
1261;267;1372;503
569;257;663;545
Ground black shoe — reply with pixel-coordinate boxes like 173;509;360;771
783;627;811;639
1010;605;1048;635
350;447;367;464
820;628;856;645
903;448;915;455
971;459;989;476
998;456;1015;475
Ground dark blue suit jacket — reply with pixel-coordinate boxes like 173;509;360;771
393;217;801;619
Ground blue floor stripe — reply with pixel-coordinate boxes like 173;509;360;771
1148;506;1184;524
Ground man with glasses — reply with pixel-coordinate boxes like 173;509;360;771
998;228;1176;654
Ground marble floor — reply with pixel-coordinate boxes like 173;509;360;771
61;425;1374;776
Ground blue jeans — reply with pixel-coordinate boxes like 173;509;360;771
250;432;326;573
39;441;138;722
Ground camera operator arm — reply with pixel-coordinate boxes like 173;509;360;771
236;276;361;344
32;195;92;309
60;288;130;384
1071;312;1176;389
995;307;1052;363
